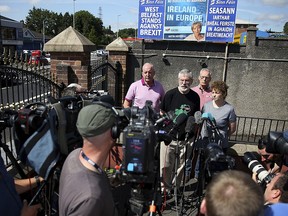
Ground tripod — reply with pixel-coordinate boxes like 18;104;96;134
125;141;163;216
188;117;222;214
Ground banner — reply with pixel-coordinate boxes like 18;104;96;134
137;0;238;42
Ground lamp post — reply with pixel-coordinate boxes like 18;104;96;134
42;20;46;50
117;15;121;38
73;0;76;28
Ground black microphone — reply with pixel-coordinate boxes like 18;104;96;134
185;116;196;141
154;111;175;126
169;113;188;134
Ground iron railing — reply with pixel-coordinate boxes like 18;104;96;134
230;116;288;143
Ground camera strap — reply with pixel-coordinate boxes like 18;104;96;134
80;150;103;174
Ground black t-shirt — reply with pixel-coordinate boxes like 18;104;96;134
161;87;200;140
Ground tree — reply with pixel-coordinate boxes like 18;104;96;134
118;28;137;38
25;7;59;36
23;7;111;45
75;10;104;45
284;22;288;34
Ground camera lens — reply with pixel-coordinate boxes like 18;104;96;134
243;152;274;184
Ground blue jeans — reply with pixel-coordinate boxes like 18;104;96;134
185;154;199;179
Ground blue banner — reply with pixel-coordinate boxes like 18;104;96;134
138;0;165;40
164;0;207;40
205;0;238;42
137;0;238;42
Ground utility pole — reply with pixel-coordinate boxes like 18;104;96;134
43;20;46;50
73;0;76;28
117;15;121;38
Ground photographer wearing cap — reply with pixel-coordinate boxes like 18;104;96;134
59;103;117;216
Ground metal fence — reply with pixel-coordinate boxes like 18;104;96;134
230;116;288;143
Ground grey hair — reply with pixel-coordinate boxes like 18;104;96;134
199;68;212;76
178;69;193;79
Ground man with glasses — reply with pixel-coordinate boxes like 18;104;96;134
191;68;212;110
185;68;213;182
160;69;200;194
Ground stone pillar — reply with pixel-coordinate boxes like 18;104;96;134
44;26;95;90
50;52;90;90
246;26;258;55
106;38;130;105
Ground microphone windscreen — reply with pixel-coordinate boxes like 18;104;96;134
194;111;202;124
185;116;195;133
174;113;188;127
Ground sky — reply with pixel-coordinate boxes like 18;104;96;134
0;0;287;33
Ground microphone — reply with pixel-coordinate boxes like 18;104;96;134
202;112;217;127
185;116;196;141
169;113;188;134
194;111;202;124
154;111;175;126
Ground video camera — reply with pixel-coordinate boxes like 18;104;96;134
120;101;172;184
204;143;235;182
114;101;176;215
266;131;288;155
0;108;17;131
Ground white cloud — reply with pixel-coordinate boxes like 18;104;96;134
256;13;286;21
262;0;288;7
0;5;10;13
27;0;41;4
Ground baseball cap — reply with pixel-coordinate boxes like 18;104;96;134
76;104;116;138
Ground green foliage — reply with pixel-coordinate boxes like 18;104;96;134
118;28;137;38
24;7;111;45
74;10;104;45
284;22;288;34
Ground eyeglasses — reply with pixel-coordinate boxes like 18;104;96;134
200;76;210;80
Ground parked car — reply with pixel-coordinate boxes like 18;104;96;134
29;55;49;65
96;49;109;56
45;53;51;63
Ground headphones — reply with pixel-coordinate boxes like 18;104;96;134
92;101;121;140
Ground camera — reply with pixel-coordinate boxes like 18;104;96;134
203;143;235;183
115;101;173;215
243;151;275;187
121;102;159;184
266;131;288;155
0;109;17;131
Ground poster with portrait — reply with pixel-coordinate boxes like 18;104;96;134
137;0;238;42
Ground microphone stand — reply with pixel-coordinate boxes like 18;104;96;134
186;118;209;215
179;131;196;216
173;131;180;214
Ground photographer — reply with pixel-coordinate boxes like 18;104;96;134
200;170;264;216
59;103;118;216
264;172;288;205
257;137;288;174
0;155;43;216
